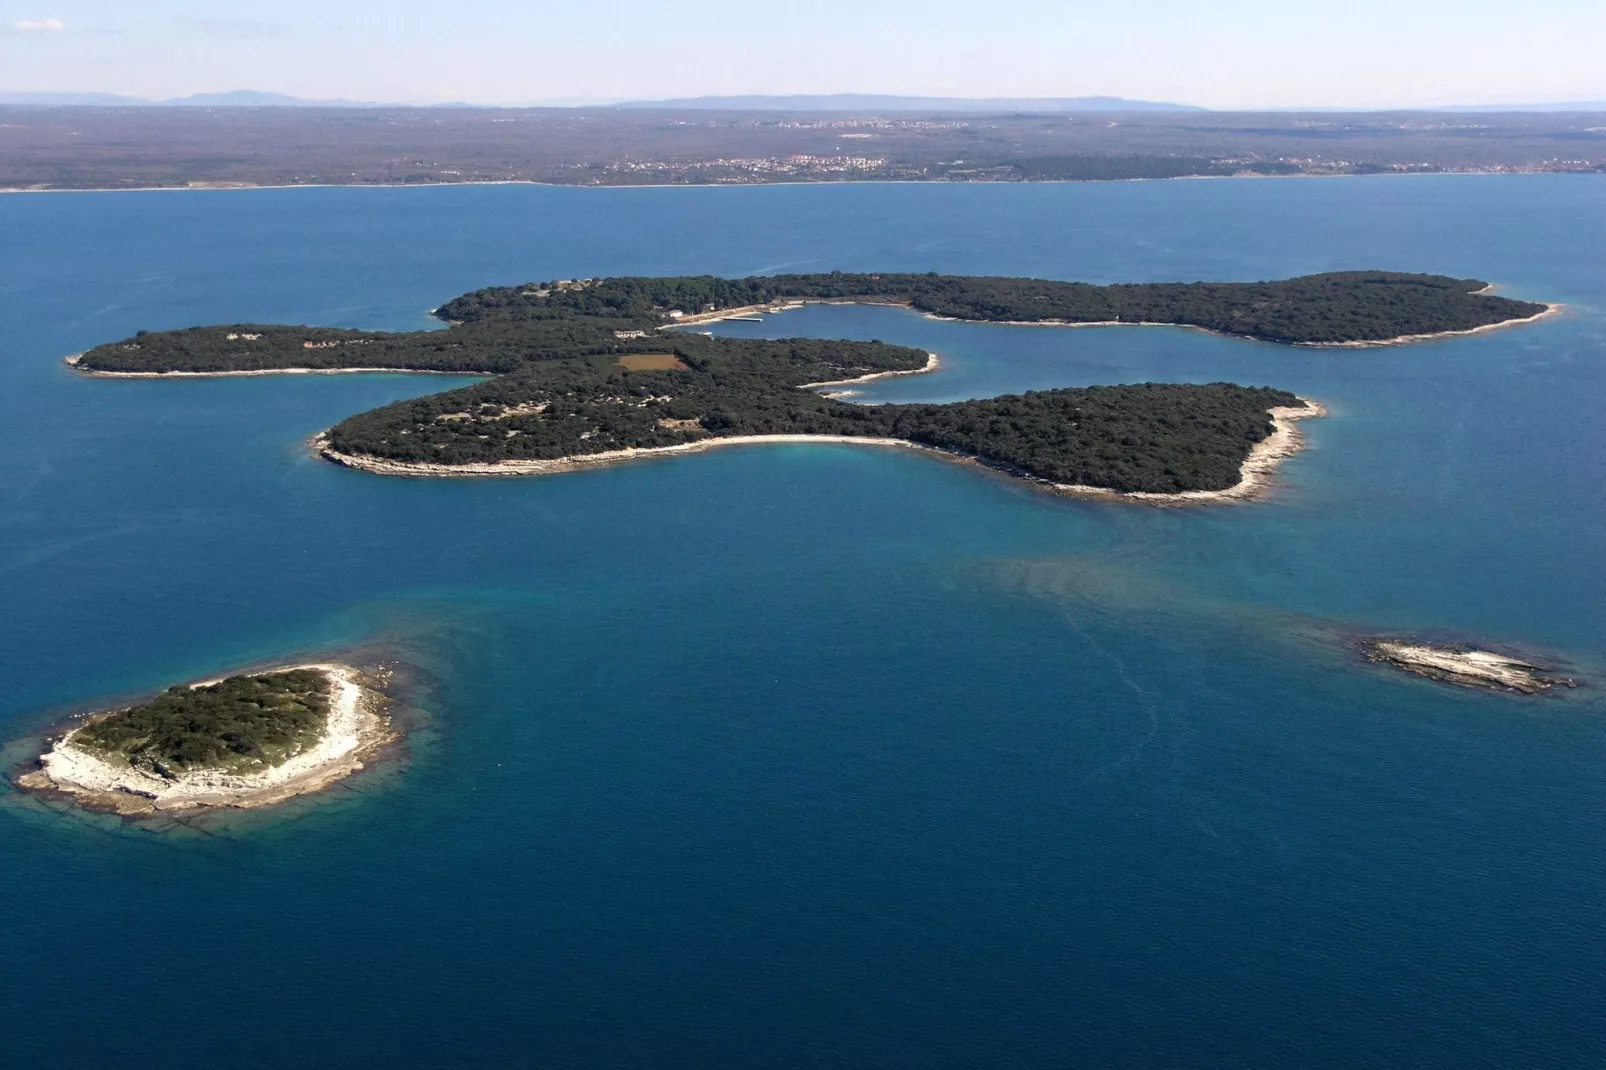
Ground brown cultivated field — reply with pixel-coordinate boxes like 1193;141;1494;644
617;354;690;371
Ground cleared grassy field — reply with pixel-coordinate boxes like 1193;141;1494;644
617;354;690;371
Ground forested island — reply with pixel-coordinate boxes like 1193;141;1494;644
15;665;395;814
82;272;1546;374
70;271;1548;496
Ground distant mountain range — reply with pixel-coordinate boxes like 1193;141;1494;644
0;90;1199;111
3;90;1605;113
0;90;383;107
1428;101;1606;113
612;94;1205;113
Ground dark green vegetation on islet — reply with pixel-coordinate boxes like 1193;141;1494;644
72;670;331;777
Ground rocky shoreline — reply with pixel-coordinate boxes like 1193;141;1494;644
1363;639;1581;695
63;353;486;379
667;297;1554;348
1299;303;1562;348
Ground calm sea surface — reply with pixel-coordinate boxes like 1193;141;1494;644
1;177;1603;1067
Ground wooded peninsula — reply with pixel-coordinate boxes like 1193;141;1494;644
71;271;1549;495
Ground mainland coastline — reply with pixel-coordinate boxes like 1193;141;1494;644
13;663;397;815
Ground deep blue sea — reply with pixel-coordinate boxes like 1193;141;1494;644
2;177;1604;1067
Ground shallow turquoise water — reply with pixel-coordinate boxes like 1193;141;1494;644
1;177;1604;1067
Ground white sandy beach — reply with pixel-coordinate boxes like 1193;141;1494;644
18;664;394;813
63;353;487;379
798;352;941;389
319;432;935;477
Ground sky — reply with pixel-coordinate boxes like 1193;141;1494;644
2;0;1604;109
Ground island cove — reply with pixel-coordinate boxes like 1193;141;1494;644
71;271;1551;499
14;665;396;815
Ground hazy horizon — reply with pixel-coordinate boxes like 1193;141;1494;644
6;89;1606;113
2;0;1603;111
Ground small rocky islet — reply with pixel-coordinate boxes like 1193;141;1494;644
1363;639;1582;695
13;664;396;815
